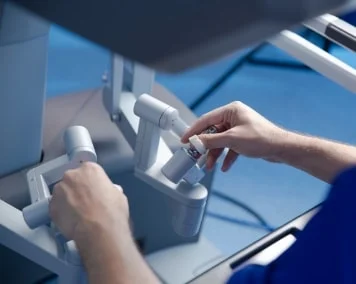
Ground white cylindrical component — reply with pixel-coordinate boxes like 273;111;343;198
171;117;189;138
183;164;205;185
197;154;208;168
23;197;51;229
162;148;197;184
172;202;206;237
159;107;179;130
189;135;207;155
134;94;175;128
64;126;97;163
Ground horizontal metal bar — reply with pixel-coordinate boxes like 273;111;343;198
270;30;356;93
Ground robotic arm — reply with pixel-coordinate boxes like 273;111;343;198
132;94;210;237
22;126;97;230
3;1;356;283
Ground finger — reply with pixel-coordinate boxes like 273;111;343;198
200;123;227;170
206;148;224;170
198;132;231;150
52;182;64;196
222;150;239;172
181;106;227;143
213;123;228;133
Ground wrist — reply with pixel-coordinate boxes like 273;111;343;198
74;217;132;252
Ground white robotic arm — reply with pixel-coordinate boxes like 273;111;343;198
22;126;97;230
3;1;356;283
133;94;209;237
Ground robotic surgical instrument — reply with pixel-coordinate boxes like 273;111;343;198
23;126;97;230
133;93;209;237
2;0;356;283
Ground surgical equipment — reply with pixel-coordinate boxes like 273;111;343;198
2;0;356;283
23;126;97;230
133;94;208;237
162;126;218;184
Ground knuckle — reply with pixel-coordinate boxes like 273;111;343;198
83;161;102;172
199;134;209;147
200;113;208;120
114;184;124;192
63;170;75;181
230;101;242;109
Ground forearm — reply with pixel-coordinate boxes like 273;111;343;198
76;221;159;284
273;131;356;183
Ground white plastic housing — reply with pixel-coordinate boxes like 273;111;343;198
22;197;51;229
189;135;207;155
159;107;180;130
171;117;189;138
162;148;197;184
172;201;206;237
23;126;97;230
134;94;186;131
183;165;205;185
64;126;97;163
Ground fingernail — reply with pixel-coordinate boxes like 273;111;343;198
221;164;230;172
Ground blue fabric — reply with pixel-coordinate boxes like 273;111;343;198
227;166;356;284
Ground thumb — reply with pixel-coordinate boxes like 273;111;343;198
198;132;231;150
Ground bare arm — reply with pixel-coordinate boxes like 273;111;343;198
182;101;356;184
75;221;158;284
273;131;356;183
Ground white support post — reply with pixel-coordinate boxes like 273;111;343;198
103;55;155;149
134;121;160;171
132;62;155;97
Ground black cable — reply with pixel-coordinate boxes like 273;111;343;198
189;44;267;111
247;57;310;71
210;190;274;231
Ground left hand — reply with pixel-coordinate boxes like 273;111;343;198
49;162;130;244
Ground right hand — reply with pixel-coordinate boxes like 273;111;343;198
181;101;288;171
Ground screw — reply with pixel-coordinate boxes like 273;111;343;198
111;112;121;122
102;71;109;83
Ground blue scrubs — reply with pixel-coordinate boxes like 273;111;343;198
228;166;356;284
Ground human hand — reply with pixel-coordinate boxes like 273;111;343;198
49;162;129;243
182;101;287;171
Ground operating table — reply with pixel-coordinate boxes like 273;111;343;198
1;0;356;283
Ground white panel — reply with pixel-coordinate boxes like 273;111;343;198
0;2;49;45
0;36;48;176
